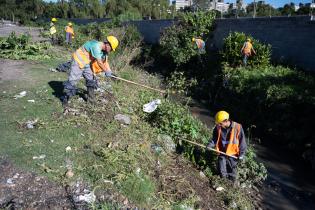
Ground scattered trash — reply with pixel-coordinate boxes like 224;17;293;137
13;173;19;179
3;91;6;94
199;171;206;178
114;114;131;125
151;144;163;155
14;91;27;99
77;98;84;103
6;178;14;185
49;68;58;72
25;119;38;129
143;99;161;113
230;201;237;209
158;134;176;153
27;99;35;103
215;186;224;191
179;205;194;210
65;169;74;178
66;146;72;152
76;191;96;204
33;154;46;160
135;167;141;175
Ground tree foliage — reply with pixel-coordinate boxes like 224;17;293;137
222;32;271;67
160;11;215;66
0;0;173;23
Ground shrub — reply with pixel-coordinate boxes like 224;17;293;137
221;65;315;151
160;11;215;66
238;146;267;185
0;32;51;60
221;32;271;67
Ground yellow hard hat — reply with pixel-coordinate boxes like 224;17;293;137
68;22;72;26
51;18;57;22
247;38;251;42
215;111;229;124
192;37;196;42
106;36;119;51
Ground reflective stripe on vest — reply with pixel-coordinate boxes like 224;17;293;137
50;26;56;35
243;42;253;54
195;39;205;50
72;47;91;69
215;122;241;156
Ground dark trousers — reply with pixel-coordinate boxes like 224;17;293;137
218;155;238;181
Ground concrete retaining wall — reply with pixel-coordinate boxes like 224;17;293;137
212;16;315;71
129;16;315;71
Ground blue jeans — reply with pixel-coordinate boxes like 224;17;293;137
66;32;72;44
243;54;249;66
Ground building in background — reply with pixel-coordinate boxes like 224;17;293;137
208;0;230;13
172;0;192;11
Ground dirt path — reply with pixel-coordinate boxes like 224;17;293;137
0;21;48;42
0;59;33;83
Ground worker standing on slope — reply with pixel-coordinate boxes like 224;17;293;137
241;38;256;66
50;18;57;45
207;111;247;184
65;22;74;45
61;36;119;106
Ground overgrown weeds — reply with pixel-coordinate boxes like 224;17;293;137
221;31;271;67
0;32;51;60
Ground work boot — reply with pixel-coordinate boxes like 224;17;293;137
87;87;95;104
61;95;69;107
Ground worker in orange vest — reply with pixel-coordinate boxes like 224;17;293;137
192;37;205;53
62;36;119;106
207;111;247;183
241;38;256;66
65;22;74;45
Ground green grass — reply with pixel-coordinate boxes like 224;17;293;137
0;51;257;208
0;58;183;207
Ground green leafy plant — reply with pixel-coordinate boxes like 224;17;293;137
0;32;51;60
166;71;197;94
238;147;267;185
160;11;215;66
221;32;271;67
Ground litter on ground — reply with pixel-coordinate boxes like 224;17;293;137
14;91;27;99
143;99;161;113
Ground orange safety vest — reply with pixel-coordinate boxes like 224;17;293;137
72;47;92;69
195;39;205;50
242;42;253;55
65;26;74;35
91;56;110;74
215;122;241;156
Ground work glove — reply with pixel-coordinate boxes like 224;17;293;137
206;141;215;150
104;71;112;78
238;155;245;162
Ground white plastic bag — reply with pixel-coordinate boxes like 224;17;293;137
143;99;161;113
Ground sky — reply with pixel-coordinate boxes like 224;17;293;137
239;0;311;8
44;0;312;8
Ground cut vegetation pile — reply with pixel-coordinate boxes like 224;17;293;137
0;32;51;60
